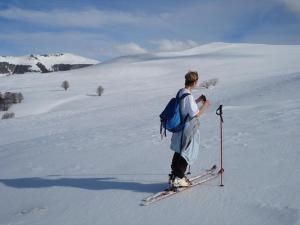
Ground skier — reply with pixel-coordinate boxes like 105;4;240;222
169;71;209;187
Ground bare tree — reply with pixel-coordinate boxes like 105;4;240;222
2;112;15;119
97;85;104;96
61;80;70;91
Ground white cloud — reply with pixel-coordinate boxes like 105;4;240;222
163;0;300;44
0;31;120;60
1;1;300;60
280;0;300;15
0;7;168;28
154;39;198;52
115;43;147;55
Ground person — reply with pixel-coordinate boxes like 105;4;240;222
169;71;209;188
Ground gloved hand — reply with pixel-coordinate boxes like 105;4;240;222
199;94;206;102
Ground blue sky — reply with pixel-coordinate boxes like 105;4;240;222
0;0;300;61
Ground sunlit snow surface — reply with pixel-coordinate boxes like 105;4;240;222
0;43;300;225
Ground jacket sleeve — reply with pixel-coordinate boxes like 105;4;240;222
185;95;199;118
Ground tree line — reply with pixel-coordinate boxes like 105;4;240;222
0;92;24;119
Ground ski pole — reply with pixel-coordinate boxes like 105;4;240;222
216;105;224;187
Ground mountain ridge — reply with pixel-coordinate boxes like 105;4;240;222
0;53;100;75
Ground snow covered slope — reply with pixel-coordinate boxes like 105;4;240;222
0;43;300;225
0;53;100;75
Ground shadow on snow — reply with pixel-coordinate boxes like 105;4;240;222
0;177;166;193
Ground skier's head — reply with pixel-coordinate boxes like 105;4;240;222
185;71;199;87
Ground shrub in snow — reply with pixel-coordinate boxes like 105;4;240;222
0;92;13;111
12;93;20;103
0;93;4;111
2;112;15;119
0;92;24;111
61;80;70;91
97;86;104;96
11;92;24;103
199;78;218;89
11;93;18;103
4;92;13;104
18;92;24;102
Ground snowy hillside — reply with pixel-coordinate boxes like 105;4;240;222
0;53;100;75
0;43;300;225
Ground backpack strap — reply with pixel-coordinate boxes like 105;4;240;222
177;90;191;122
177;90;191;154
160;89;191;138
160;120;166;138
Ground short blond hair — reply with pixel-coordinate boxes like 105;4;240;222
185;71;198;86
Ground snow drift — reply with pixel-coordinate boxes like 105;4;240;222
0;42;300;225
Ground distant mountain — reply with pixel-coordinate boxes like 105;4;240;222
0;53;100;75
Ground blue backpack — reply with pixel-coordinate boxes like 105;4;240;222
160;89;190;137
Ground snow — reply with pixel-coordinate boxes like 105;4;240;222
0;53;100;72
0;42;300;225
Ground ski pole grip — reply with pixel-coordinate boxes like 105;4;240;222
216;105;224;123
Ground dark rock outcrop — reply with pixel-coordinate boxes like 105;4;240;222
52;64;93;72
0;62;93;75
0;62;15;74
14;65;34;74
36;62;50;73
0;62;34;74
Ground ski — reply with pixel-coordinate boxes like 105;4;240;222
142;164;216;203
141;169;221;206
141;165;218;205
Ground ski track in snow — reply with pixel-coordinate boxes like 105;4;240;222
0;43;300;225
30;95;89;115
